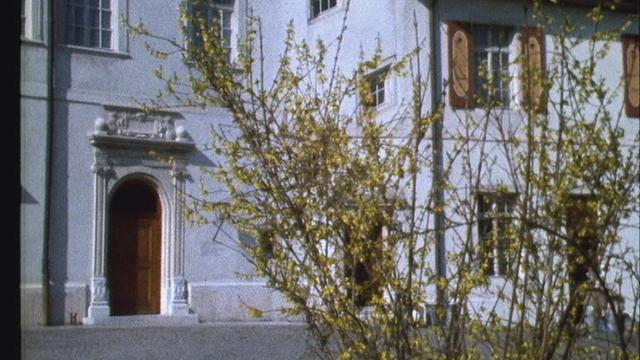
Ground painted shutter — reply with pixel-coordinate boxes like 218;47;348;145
521;27;546;114
448;21;474;109
623;36;640;118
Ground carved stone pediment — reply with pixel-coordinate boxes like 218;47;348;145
91;105;195;153
89;134;195;153
95;105;192;141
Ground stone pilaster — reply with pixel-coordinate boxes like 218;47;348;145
87;158;113;320
169;163;189;315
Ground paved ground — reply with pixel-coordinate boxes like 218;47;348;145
21;322;317;360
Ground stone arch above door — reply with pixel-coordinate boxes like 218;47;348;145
85;106;195;323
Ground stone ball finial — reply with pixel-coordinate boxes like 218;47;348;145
94;117;108;135
175;125;189;142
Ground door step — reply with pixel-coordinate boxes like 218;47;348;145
83;314;199;327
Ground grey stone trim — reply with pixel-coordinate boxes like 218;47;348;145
87;107;195;321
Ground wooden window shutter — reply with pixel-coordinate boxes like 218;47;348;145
448;21;474;109
623;35;640;118
521;27;547;114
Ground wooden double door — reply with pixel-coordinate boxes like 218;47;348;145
108;181;162;316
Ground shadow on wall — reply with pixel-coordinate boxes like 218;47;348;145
187;148;216;169
22;186;39;204
47;3;71;324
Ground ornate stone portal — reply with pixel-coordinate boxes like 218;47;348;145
86;106;195;322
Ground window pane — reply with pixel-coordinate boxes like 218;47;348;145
474;52;487;97
474;27;488;47
74;7;85;26
222;11;231;28
208;8;220;28
497;219;509;275
102;0;111;8
496;28;509;47
90;9;99;27
500;54;510;103
101;30;112;48
90;29;99;47
491;52;500;94
501;52;509;78
74;26;85;45
223;29;232;47
478;206;494;276
102;11;111;30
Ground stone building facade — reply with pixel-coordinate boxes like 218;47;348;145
21;0;639;326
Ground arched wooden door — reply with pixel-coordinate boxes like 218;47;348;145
108;180;161;315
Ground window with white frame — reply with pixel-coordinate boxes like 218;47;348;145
363;67;389;109
477;193;516;276
65;0;113;49
310;0;337;19
473;26;512;106
21;0;43;41
21;0;26;37
189;0;234;61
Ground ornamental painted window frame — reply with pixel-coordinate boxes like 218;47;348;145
623;35;640;118
448;22;546;112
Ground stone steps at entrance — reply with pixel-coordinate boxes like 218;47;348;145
21;321;315;360
82;314;199;327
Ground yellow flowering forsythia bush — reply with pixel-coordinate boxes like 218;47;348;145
130;1;639;358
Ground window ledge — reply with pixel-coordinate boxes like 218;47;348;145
89;134;195;153
373;101;395;114
58;44;132;59
451;107;525;117
21;38;47;47
485;274;508;279
182;54;243;74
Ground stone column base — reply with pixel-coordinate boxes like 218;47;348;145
169;277;190;315
169;302;190;315
84;303;110;324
